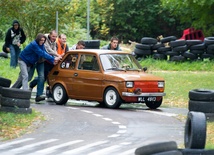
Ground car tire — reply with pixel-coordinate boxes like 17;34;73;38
179;148;214;155
204;37;214;46
103;87;122;109
152;43;164;50
0;106;32;114
169;40;186;47
135;141;178;155
1;87;31;99
189;89;214;101
183;51;197;60
84;40;100;49
190;44;206;50
190;50;205;55
188;100;214;113
186;40;203;47
1;96;30;108
153;53;167;60
184;111;206;149
52;84;68;105
172;45;188;53
145;98;162;109
135;44;151;50
0;77;11;87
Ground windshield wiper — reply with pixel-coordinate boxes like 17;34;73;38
106;67;125;71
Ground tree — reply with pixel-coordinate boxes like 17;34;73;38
0;0;71;40
160;0;214;36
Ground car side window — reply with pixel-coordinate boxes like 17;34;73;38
60;54;78;70
78;54;99;71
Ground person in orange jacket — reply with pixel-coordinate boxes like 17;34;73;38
56;34;69;55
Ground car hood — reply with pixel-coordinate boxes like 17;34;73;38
104;71;164;81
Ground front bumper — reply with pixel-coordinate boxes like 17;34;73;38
122;92;166;97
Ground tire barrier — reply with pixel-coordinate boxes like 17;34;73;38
188;89;214;113
134;37;214;62
84;40;100;49
0;77;32;114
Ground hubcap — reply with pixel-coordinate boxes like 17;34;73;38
106;90;117;106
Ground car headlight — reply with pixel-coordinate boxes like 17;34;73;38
126;81;134;88
158;81;164;88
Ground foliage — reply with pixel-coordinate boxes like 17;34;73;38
0;0;71;40
160;0;214;36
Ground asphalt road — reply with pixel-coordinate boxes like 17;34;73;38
0;98;188;155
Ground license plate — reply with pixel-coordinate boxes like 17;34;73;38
138;97;156;102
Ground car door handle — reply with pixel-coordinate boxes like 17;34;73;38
74;73;78;77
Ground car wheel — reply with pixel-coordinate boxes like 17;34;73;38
52;84;68;105
135;141;178;155
184;111;206;149
103;87;122;109
145;98;162;109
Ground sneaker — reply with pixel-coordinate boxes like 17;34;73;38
46;97;54;102
35;95;46;102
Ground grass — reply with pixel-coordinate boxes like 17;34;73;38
0;109;44;140
0;52;214;148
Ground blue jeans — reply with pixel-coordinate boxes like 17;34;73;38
29;62;45;97
9;45;20;68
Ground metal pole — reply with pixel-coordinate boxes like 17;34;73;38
87;0;90;40
56;11;58;34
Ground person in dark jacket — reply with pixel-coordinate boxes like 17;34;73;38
12;33;61;102
5;20;26;68
101;36;122;51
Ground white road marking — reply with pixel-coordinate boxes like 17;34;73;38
60;141;108;155
145;110;177;117
119;125;127;129
108;134;120;138
88;145;121;155
117;130;127;134
0;138;35;149
81;110;93;113
103;118;112;121
112;121;120;124
26;140;83;155
93;114;103;117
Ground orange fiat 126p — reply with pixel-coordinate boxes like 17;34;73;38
47;50;166;109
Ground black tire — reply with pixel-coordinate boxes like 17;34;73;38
84;40;100;47
184;111;206;149
103;87;122;109
201;53;214;60
190;44;206;50
52;84;68;105
170;55;185;62
152;150;182;155
0;52;9;58
135;44;151;50
135;141;178;155
189;89;214;101
186;40;203;47
165;51;179;56
160;36;177;43
0;77;11;87
0;106;32;114
141;37;157;44
169;40;186;47
1;96;30;108
204;37;214;46
190;50;205;55
172;45;188;52
145;98;162;109
189;100;214;113
1;87;31;99
183;51;197;60
179;148;214;155
134;48;152;56
152;43;164;50
153;53;167;60
157;47;171;53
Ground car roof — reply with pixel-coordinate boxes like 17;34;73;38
66;49;129;55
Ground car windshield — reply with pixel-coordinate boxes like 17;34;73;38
100;53;142;71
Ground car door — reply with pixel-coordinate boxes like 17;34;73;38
71;54;104;101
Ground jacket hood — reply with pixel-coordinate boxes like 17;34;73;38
12;20;20;26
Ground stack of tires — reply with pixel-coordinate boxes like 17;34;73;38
84;40;100;49
133;37;157;59
0;77;32;114
188;89;214;114
169;39;187;62
203;37;214;60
